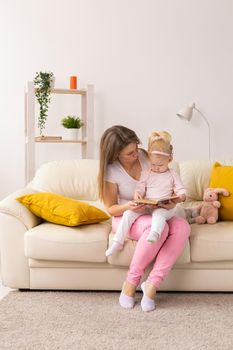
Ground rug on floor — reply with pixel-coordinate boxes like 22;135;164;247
0;290;233;350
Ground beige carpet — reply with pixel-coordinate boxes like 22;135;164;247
0;290;233;350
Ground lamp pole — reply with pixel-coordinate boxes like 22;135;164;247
194;107;211;160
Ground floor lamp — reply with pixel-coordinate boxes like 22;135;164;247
176;103;211;160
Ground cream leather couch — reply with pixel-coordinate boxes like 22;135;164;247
1;159;233;292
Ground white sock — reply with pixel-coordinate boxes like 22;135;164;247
105;241;123;257
141;282;156;312
146;231;160;243
119;291;135;309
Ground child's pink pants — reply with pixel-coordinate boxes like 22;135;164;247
126;216;190;288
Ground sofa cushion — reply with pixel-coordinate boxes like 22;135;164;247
190;222;233;262
179;160;212;201
209;162;233;220
179;159;233;203
17;192;109;227
24;222;111;263
30;159;100;201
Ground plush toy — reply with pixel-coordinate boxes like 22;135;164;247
194;187;229;224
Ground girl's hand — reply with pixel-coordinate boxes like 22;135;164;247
172;194;186;204
179;194;186;202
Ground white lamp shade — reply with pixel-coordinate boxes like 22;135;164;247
176;102;211;159
176;103;195;122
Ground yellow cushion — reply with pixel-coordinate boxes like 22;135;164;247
209;162;233;220
17;192;109;226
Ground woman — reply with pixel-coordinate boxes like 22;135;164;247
98;125;190;312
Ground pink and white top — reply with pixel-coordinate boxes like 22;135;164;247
105;150;149;204
136;168;186;200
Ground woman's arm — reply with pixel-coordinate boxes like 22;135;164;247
104;182;144;216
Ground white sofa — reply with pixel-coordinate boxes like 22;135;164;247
1;159;233;291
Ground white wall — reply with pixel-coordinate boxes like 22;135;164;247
1;0;233;199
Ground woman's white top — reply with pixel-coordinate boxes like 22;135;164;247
105;150;149;204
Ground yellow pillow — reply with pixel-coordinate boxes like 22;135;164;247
17;192;109;226
209;162;233;220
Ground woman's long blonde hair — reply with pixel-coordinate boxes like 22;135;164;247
98;125;140;201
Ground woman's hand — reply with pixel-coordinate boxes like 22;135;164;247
125;201;145;212
134;191;142;201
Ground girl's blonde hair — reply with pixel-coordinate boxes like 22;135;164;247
98;125;141;201
148;131;173;155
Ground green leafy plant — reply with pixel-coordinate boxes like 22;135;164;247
34;71;54;135
61;116;84;129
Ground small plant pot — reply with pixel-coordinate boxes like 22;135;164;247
64;128;79;141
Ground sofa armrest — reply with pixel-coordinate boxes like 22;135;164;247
0;187;42;230
0;213;31;288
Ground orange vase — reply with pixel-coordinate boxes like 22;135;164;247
70;76;77;89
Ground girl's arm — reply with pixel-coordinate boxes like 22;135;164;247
171;170;186;202
104;182;144;217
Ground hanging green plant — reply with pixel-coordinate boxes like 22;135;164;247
34;71;54;135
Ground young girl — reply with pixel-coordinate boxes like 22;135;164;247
105;131;186;257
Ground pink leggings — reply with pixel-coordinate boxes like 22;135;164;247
126;216;190;288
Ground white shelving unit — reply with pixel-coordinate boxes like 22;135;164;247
25;82;94;184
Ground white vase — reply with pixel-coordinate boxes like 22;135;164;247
64;128;79;141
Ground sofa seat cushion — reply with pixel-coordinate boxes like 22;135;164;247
107;231;190;267
28;258;233;269
24;222;111;263
190;222;233;262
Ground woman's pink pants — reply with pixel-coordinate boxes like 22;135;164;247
126;217;190;288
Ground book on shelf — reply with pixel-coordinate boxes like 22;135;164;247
35;136;62;141
134;195;180;205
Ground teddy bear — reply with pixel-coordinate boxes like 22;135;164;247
193;187;229;224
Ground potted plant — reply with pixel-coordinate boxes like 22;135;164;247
34;71;55;135
61;115;84;140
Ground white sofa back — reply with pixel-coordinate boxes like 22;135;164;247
178;159;233;202
30;159;99;201
29;159;233;203
179;160;212;201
